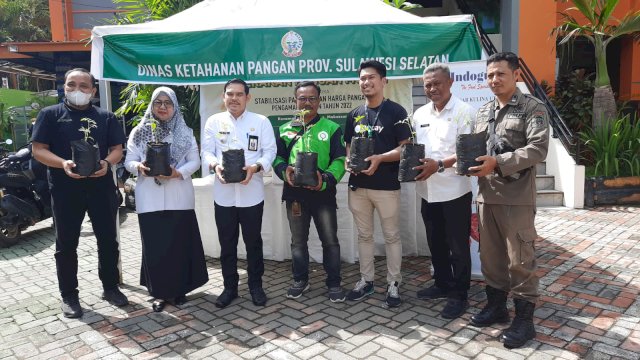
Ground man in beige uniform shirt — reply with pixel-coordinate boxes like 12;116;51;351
468;52;549;349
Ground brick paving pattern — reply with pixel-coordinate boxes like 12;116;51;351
1;205;639;359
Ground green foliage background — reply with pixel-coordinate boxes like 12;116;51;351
0;0;50;42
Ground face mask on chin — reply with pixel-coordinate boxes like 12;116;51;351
66;90;93;107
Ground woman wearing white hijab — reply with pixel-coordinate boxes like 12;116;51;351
125;87;208;312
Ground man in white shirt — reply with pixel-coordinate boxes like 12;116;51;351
201;78;277;308
413;63;475;319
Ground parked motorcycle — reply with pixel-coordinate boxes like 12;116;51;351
123;176;137;211
0;140;53;248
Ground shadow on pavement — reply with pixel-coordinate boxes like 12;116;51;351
1;206;639;359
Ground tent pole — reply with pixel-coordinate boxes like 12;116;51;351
99;79;123;285
98;80;112;112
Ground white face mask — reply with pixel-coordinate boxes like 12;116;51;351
66;90;93;106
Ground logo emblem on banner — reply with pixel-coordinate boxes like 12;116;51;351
281;31;303;58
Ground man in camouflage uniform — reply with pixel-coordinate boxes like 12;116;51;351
467;52;549;349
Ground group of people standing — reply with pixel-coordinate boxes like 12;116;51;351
32;50;548;351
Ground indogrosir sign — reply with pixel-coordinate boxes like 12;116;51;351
448;60;493;111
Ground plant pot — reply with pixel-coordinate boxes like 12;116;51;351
456;133;486;175
398;143;425;182
293;152;318;187
349;137;375;173
70;140;100;176
222;149;246;183
145;142;172;176
584;176;640;207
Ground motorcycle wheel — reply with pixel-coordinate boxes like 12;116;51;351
0;226;22;248
125;193;135;211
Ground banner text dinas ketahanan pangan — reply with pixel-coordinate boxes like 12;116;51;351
136;55;450;78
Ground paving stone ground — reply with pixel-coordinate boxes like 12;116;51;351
1;205;640;359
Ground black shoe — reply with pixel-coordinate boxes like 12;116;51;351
102;288;129;307
385;281;402;307
61;297;83;318
286;280;310;299
416;284;448;300
469;286;510;327
174;295;188;306
250;287;267;306
328;286;346;303
215;288;238;308
441;298;469;319
346;278;374;301
152;299;166;312
502;299;536;349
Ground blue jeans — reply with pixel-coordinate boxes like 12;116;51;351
286;201;342;288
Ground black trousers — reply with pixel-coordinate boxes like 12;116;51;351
51;175;119;299
214;201;264;291
421;192;472;300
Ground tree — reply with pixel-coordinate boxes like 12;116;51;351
0;0;50;42
553;0;640;129
110;0;202;138
381;0;422;10
112;0;202;24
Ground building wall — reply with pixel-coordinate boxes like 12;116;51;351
518;0;557;89
516;0;640;100
48;0;119;42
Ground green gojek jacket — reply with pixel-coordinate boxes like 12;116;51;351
273;115;346;204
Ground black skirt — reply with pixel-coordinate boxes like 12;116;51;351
139;209;209;300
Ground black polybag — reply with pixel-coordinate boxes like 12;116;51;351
456;133;486;175
293;152;318;187
398;143;425;182
145;142;172;176
348;137;375;173
70;140;100;176
222;149;246;183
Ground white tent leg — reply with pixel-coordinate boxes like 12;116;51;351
99;80;123;285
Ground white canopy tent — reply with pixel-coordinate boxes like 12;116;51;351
90;0;484;264
91;0;481;85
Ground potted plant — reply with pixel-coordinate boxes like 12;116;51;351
144;118;172;176
70;117;101;176
216;125;246;183
581;115;640;206
396;115;425;182
455;132;486;176
348;115;375;173
292;109;319;187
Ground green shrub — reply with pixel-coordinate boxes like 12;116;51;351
552;70;594;133
580;115;640;177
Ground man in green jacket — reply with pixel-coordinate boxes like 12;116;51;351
273;81;347;302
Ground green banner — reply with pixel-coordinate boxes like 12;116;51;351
102;22;481;84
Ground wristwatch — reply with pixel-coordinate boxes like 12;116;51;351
437;160;445;173
254;163;263;172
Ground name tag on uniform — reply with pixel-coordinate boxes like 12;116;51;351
248;135;259;151
420;124;429;128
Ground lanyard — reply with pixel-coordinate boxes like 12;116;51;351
365;99;386;137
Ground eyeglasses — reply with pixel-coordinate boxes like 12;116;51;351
152;100;174;108
296;96;318;103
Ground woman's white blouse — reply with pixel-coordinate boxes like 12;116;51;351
124;134;201;214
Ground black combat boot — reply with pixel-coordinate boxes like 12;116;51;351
501;298;536;349
469;285;510;327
